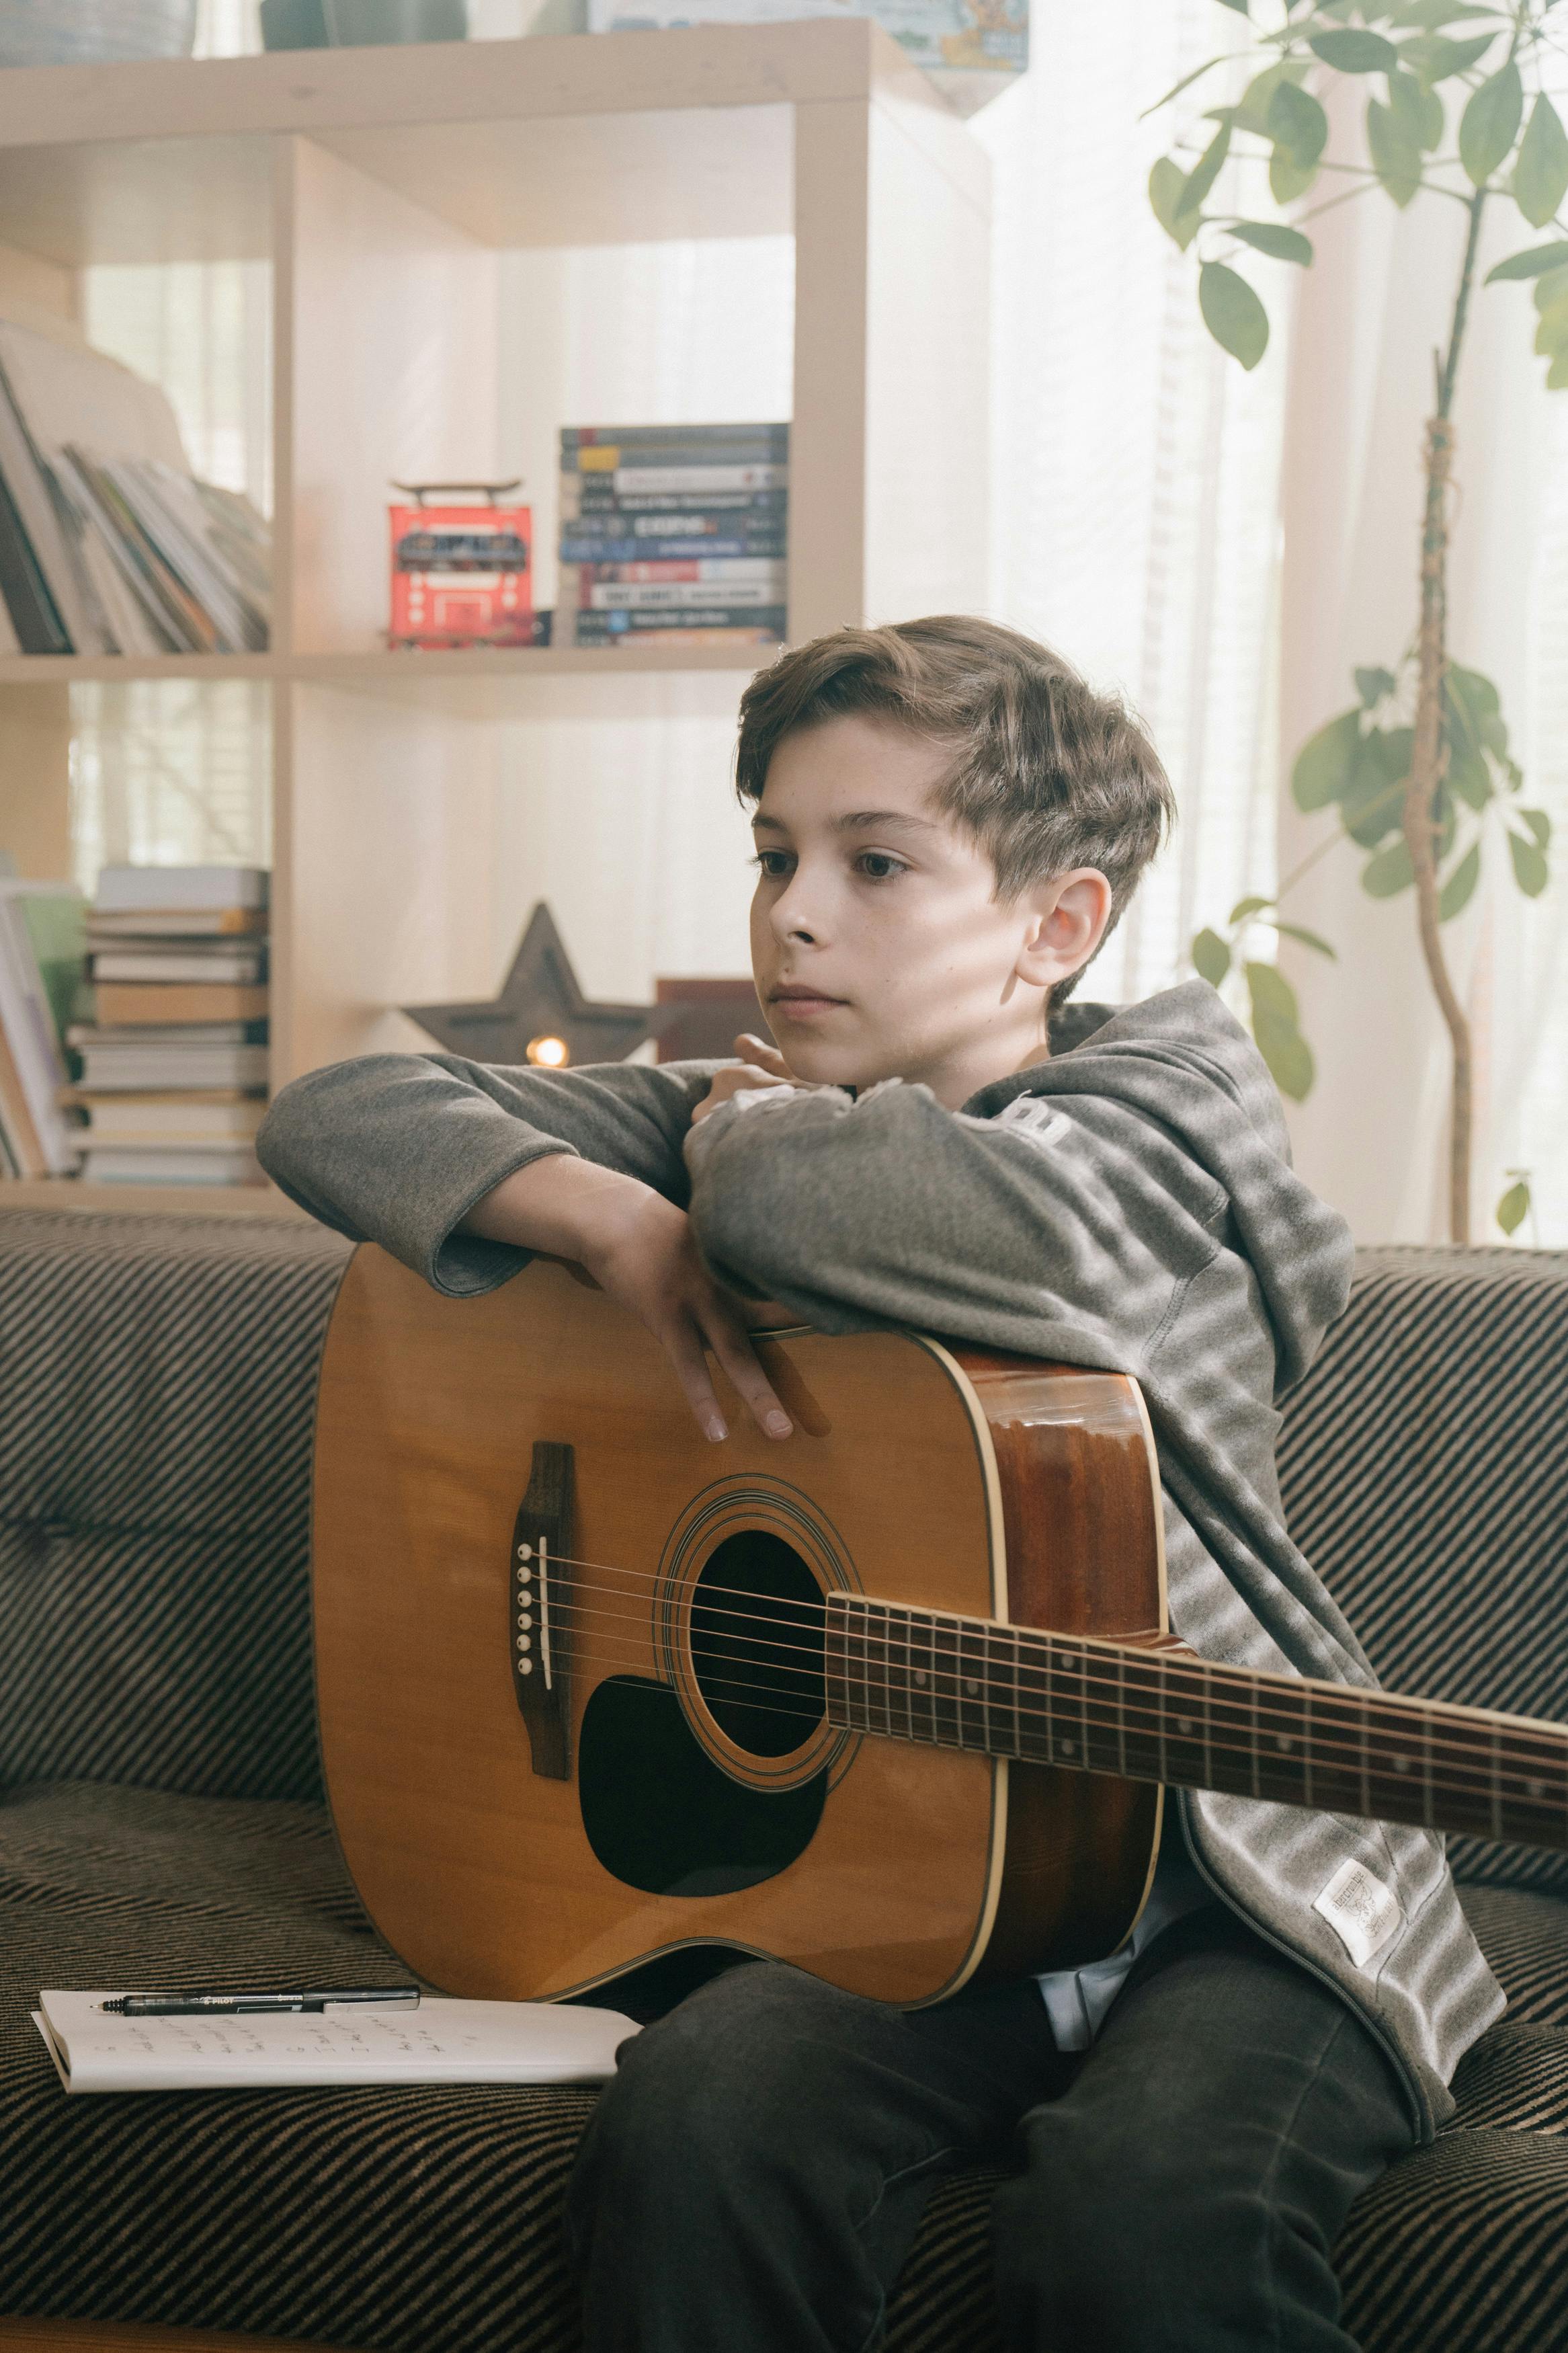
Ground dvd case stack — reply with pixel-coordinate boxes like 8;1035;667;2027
69;867;270;1187
556;424;788;649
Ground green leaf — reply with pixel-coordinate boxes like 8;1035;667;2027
1486;240;1568;284
1538;266;1568;316
1548;348;1568;391
1270;147;1319;203
1355;664;1398;707
1508;831;1550;894
1536;292;1568;358
1446;662;1508;755
1495;1176;1530;1237
1368;96;1423;204
1389;2;1501;30
1270;920;1339;958
1233;63;1305;136
1514;95;1568;231
1198;262;1270;370
1438;839;1481;919
1400;30;1500;87
1229;894;1273;923
1150;157;1200;250
1310;28;1399;69
1268;79;1330;165
1460;62;1524;188
1192;927;1233;986
1292;707;1362;811
1244;961;1315;1101
1215;0;1249;13
1362;837;1415;895
1344;727;1411;845
1446;746;1493;808
1388;66;1444;151
1141;53;1229;122
1180;119;1233;223
1518;807;1552;849
1228;220;1315;264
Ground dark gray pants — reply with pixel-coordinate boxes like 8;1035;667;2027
565;1908;1415;2352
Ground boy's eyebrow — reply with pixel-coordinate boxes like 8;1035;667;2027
751;808;940;836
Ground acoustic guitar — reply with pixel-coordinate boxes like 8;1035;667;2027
313;1246;1568;2007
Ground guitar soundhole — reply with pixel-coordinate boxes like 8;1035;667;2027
690;1530;827;1757
578;1678;827;1898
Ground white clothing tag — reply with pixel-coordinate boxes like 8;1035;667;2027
995;1096;1069;1147
1312;1859;1401;1969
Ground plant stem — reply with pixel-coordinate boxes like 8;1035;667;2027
1405;177;1488;1244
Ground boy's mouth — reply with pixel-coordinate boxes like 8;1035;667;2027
770;985;849;1018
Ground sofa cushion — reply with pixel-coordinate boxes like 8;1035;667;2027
0;1213;349;1804
1277;1247;1568;1903
3;1784;1566;2353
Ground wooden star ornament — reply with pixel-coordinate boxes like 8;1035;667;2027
404;902;667;1069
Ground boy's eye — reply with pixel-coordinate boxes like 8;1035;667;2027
752;850;792;879
856;852;907;881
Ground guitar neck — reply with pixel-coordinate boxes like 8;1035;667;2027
823;1595;1568;1854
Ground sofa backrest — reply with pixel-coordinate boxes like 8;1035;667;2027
0;1207;349;1804
1279;1244;1568;1899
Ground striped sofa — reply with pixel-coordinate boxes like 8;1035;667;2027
1;1207;1565;2351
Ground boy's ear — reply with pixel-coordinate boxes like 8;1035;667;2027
1015;869;1114;990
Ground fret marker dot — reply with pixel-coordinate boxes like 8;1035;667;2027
915;1669;927;1687
1393;1755;1410;1775
1276;1734;1292;1753
1178;1716;1194;1736
1528;1779;1545;1801
964;1679;979;1698
1061;1739;1075;1756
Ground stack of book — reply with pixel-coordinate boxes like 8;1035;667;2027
0;315;269;657
0;877;87;1180
556;424;788;649
68;866;271;1187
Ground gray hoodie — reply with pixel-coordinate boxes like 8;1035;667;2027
257;980;1503;2136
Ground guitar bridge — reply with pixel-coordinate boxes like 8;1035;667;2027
510;1440;575;1780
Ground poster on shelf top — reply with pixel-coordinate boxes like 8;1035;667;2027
585;0;1025;107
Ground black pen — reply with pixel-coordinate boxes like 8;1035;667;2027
102;1986;420;2018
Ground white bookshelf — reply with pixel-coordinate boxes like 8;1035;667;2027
0;22;991;1086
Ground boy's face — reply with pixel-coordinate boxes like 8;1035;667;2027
749;714;1112;1110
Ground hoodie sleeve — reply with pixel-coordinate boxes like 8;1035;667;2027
256;1051;716;1295
683;1076;1229;1371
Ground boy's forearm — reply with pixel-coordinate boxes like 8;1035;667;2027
460;1153;658;1262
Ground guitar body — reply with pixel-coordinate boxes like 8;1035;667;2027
313;1247;1167;2007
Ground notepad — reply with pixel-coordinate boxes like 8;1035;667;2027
32;1991;638;2094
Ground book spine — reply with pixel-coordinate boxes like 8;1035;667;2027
613;465;788;494
565;486;790;519
562;424;789;449
558;534;788;563
584;579;784;610
0;454;70;653
94;982;270;1026
573;604;788;641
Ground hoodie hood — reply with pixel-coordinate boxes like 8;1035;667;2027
967;981;1354;1402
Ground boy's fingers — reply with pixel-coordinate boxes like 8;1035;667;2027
735;1032;792;1074
661;1316;730;1444
700;1300;793;1441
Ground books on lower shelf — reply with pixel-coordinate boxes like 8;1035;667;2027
0;318;270;657
557;424;788;649
69;865;272;1187
0;878;87;1179
33;1989;638;2095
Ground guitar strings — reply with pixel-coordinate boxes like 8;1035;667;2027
527;1562;1568;1776
524;1581;1567;1798
527;1609;1559;1812
528;1566;1568;1783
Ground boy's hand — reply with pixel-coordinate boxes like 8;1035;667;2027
690;1033;808;1125
569;1176;792;1445
460;1154;792;1445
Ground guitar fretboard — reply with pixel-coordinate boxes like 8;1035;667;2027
823;1594;1568;1853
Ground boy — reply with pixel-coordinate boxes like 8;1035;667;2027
259;615;1501;2351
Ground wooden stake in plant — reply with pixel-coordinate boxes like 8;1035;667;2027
1151;0;1563;1242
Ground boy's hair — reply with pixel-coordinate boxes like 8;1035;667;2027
734;615;1175;1000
